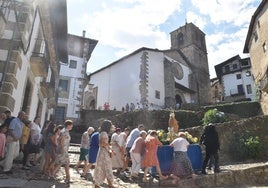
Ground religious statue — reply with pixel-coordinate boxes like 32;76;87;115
168;111;179;134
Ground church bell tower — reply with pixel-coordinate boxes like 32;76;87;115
170;23;211;105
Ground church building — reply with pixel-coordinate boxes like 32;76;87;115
84;23;211;110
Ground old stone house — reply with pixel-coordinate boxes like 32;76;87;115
0;0;68;124
55;32;98;123
214;55;255;102
244;0;268;115
85;23;210;111
210;77;223;103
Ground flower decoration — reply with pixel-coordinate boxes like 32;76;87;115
185;131;199;144
157;129;199;145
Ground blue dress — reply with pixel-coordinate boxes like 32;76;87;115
88;132;99;163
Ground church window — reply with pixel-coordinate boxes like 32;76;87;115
172;63;184;80
155;90;160;99
177;32;183;45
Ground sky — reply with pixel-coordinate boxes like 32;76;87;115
67;0;262;79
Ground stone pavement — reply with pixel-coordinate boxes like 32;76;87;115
0;145;268;188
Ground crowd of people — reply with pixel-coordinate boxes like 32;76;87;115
0;112;220;187
0;110;75;184
76;122;209;188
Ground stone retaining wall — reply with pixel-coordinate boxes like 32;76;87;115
184;115;268;164
76;109;268;164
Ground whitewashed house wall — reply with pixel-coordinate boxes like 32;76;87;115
59;55;85;119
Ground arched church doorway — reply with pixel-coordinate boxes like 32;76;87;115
89;100;96;110
175;94;182;109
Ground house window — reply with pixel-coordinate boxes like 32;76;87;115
55;107;65;122
241;60;249;66
237;84;244;94
246;84;252;94
59;79;68;91
236;74;241;80
69;60;77;69
263;42;267;52
257;20;260;28
224;65;230;73
233;64;238;70
155;90;160;99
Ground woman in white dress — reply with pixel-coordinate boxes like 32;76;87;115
110;128;123;173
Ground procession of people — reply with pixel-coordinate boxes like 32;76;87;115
0;110;220;188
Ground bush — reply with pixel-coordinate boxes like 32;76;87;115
202;109;225;125
231;132;264;160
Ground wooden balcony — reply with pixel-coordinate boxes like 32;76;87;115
40;81;55;99
30;52;48;77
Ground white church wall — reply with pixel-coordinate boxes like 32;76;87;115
89;49;197;110
147;51;165;108
90;52;144;110
90;68;111;110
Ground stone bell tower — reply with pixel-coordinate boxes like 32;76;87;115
170;22;211;105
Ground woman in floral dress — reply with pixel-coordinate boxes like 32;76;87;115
93;120;115;188
53;120;73;183
141;130;168;182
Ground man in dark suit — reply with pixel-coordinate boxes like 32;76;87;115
200;123;220;174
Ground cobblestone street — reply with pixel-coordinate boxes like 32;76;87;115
0;145;268;188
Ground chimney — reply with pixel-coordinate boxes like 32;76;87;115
82;30;86;38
